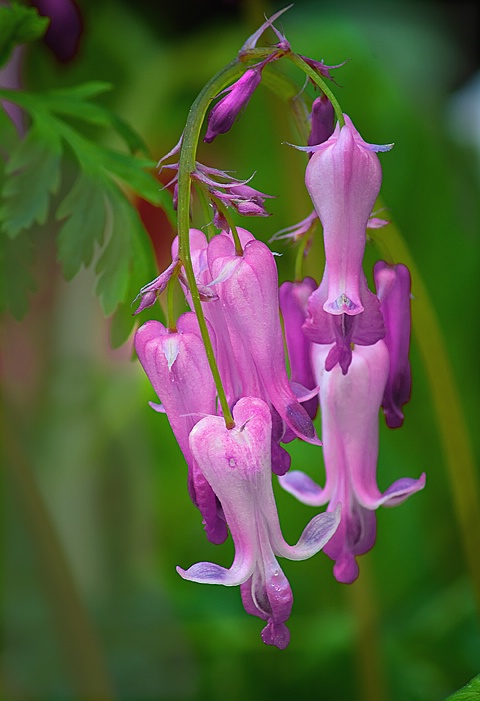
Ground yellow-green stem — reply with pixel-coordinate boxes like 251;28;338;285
294;234;309;281
383;218;480;615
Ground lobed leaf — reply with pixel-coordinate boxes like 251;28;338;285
56;173;108;280
0;119;62;237
0;2;49;68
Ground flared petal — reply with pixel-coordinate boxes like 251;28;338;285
362;473;426;509
272;506;341;561
279;469;329;506
177;557;253;586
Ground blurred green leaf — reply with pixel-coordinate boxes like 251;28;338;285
446;675;480;700
0;229;36;318
0;119;62;237
94;194;131;316
56;173;107;280
0;2;49;67
0;83;169;321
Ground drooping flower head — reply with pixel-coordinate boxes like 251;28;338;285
134;314;227;545
207;232;320;446
177;397;340;648
280;341;425;583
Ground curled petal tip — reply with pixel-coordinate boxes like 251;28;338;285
176;561;239;585
285;402;319;442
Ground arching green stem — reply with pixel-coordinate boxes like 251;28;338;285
177;59;247;429
286;53;344;128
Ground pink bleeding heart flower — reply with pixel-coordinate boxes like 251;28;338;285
134;313;227;545
279;277;319;419
177;397;340;649
374;261;412;428
207;233;320;446
280;340;425;584
171;228;293;475
305;114;392;317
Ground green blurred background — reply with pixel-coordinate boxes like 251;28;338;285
1;0;480;699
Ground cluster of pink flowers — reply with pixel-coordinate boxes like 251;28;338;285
133;10;425;649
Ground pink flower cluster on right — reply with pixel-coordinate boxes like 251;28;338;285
279;113;425;584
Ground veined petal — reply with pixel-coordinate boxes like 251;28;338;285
272;505;341;560
279;469;329;507
177;557;253;586
362;473;426;509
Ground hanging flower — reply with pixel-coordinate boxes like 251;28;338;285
177;397;340;648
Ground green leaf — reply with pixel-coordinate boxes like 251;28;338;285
0;119;62;237
445;675;480;701
94;193;131;315
0;2;49;67
0;229;36;319
109;206;158;346
0;104;19;156
25;82;149;154
0;81;173;327
56;173;107;280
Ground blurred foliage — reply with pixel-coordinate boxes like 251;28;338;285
1;1;479;700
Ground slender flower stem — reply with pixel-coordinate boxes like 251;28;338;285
382;215;480;616
286;53;345;128
177;59;246;429
193;183;216;241
294;233;309;281
209;194;243;256
166;264;180;332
